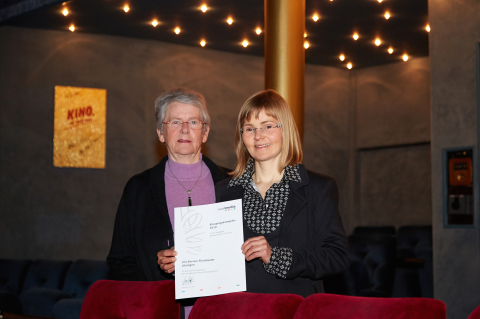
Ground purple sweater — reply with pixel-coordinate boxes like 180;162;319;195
164;154;216;318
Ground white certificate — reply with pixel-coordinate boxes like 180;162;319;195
174;199;246;299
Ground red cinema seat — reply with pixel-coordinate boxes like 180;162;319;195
189;292;304;319
293;293;446;319
79;280;180;319
468;305;480;319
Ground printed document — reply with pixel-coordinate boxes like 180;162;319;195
174;199;246;299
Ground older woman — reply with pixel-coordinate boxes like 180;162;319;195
107;87;228;318
215;90;349;297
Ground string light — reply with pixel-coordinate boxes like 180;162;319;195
304;41;310;49
353;32;359;40
378;0;383;2
123;5;129;12
242;40;249;47
62;8;68;16
69;24;75;32
384;11;390;19
304;32;307;38
403;53;409;61
312;13;319;22
227;16;233;25
375;37;382;46
200;39;206;47
339;54;345;61
426;24;431;32
388;47;394;54
200;4;207;12
151;19;158;27
255;27;262;35
347;62;353;69
174;27;181;34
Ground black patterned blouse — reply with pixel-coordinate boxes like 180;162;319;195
228;159;302;279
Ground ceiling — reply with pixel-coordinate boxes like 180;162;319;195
1;0;429;69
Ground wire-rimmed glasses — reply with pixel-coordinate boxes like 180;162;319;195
240;123;282;137
163;119;206;130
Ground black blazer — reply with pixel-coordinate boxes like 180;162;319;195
215;164;349;297
107;155;229;281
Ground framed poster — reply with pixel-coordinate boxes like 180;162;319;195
53;86;106;168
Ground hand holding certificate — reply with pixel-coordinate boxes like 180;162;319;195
174;199;246;299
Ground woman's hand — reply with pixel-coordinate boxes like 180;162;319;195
241;236;272;264
157;247;177;273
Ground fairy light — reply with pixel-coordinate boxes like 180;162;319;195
227;16;233;25
151;19;158;27
69;24;75;32
388;47;394;54
200;4;207;12
339;54;345;61
347;62;353;69
242;40;249;47
123;5;129;12
62;8;68;16
353;32;359;40
378;0;383;2
174;27;181;34
384;11;390;19
403;53;409;61
200;39;206;47
375;37;382;46
255;27;262;35
304;32;307;38
426;24;431;32
312;13;319;22
304;41;310;49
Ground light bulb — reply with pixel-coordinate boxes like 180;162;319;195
426;24;430;32
174;27;181;34
255;27;262;35
123;5;129;12
227;17;233;25
201;4;207;12
388;47;393;54
375;38;381;46
152;19;158;27
62;8;68;16
304;32;307;38
384;11;390;19
312;13;319;22
347;62;353;69
378;0;383;3
353;32;359;40
403;53;409;61
69;24;75;32
304;41;310;49
200;39;206;47
339;54;345;61
242;40;249;47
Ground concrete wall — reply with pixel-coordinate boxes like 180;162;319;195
0;27;431;266
429;0;480;317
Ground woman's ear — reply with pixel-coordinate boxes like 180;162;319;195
157;128;165;143
202;125;210;143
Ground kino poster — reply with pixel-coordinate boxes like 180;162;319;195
53;86;106;168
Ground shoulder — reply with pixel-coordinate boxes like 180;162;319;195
297;165;338;196
122;160;165;194
202;155;231;183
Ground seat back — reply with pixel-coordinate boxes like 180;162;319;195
22;260;72;292
0;259;31;294
79;280;180;319
346;233;397;297
62;259;109;299
293;293;446;319
353;226;396;236
189;292;304;319
468;305;480;319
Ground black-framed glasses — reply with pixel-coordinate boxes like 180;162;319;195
240;123;282;137
163;120;206;130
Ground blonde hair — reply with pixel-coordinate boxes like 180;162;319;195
231;89;303;178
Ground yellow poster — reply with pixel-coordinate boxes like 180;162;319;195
53;86;106;168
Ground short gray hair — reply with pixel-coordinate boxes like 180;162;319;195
155;87;210;132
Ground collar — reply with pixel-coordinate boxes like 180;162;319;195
228;158;302;188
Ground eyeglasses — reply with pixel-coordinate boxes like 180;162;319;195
240;123;282;136
163;120;206;130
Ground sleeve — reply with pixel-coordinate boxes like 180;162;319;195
285;178;350;281
106;180;147;281
264;247;293;279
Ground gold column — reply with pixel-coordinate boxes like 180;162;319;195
265;0;305;141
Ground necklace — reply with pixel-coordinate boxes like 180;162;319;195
167;159;202;206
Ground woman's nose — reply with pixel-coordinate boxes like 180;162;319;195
180;122;189;133
254;128;264;139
